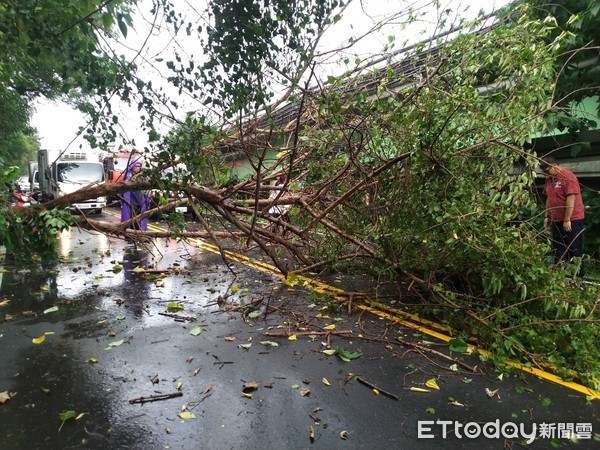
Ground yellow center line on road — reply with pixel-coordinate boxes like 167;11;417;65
105;210;600;399
358;304;600;399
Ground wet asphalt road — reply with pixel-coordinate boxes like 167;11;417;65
1;210;599;449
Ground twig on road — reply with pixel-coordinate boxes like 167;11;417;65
263;330;353;337
158;312;197;322
396;337;477;372
346;373;399;400
128;392;183;404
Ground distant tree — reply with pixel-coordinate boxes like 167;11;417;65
0;0;138;164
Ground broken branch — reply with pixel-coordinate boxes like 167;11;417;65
128;392;183;404
353;374;399;400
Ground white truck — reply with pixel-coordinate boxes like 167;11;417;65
29;149;107;214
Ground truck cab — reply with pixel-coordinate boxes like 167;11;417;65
31;150;107;214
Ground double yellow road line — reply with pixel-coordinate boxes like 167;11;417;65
110;210;600;399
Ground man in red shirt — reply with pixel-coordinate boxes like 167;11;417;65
540;155;585;277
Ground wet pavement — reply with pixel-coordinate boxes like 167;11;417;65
1;210;600;449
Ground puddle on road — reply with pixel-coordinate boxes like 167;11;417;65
0;230;276;449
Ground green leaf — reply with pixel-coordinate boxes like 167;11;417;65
322;349;336;356
58;410;77;431
118;17;128;38
449;338;468;353
426;407;436;414
260;341;279;347
336;348;362;362
190;326;203;336
247;311;261;319
43;305;59;314
237;343;252;350
167;302;184;311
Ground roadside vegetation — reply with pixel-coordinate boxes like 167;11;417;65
0;0;599;389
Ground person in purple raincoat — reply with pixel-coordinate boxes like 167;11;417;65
120;158;150;231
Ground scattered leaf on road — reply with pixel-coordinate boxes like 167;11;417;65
88;358;98;364
247;311;261;319
0;391;16;404
450;400;465;407
322;378;331;386
336;348;362;362
238;343;252;350
260;341;279;347
108;339;124;347
409;387;431;393
340;431;348;440
300;389;310;397
291;384;300;389
425;379;440;390
190;327;203;336
322;349;336;356
323;324;336;331
373;389;380;395
0;299;9;307
242;382;259;393
288;335;297;341
43;306;59;314
485;388;500;398
309;426;315;442
58;410;77;431
178;411;196;420
167;302;184;311
224;336;236;341
32;335;46;344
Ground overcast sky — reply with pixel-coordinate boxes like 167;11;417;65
31;0;512;153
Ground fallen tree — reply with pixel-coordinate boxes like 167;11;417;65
2;1;599;388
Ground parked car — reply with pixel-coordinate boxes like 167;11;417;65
17;176;30;192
